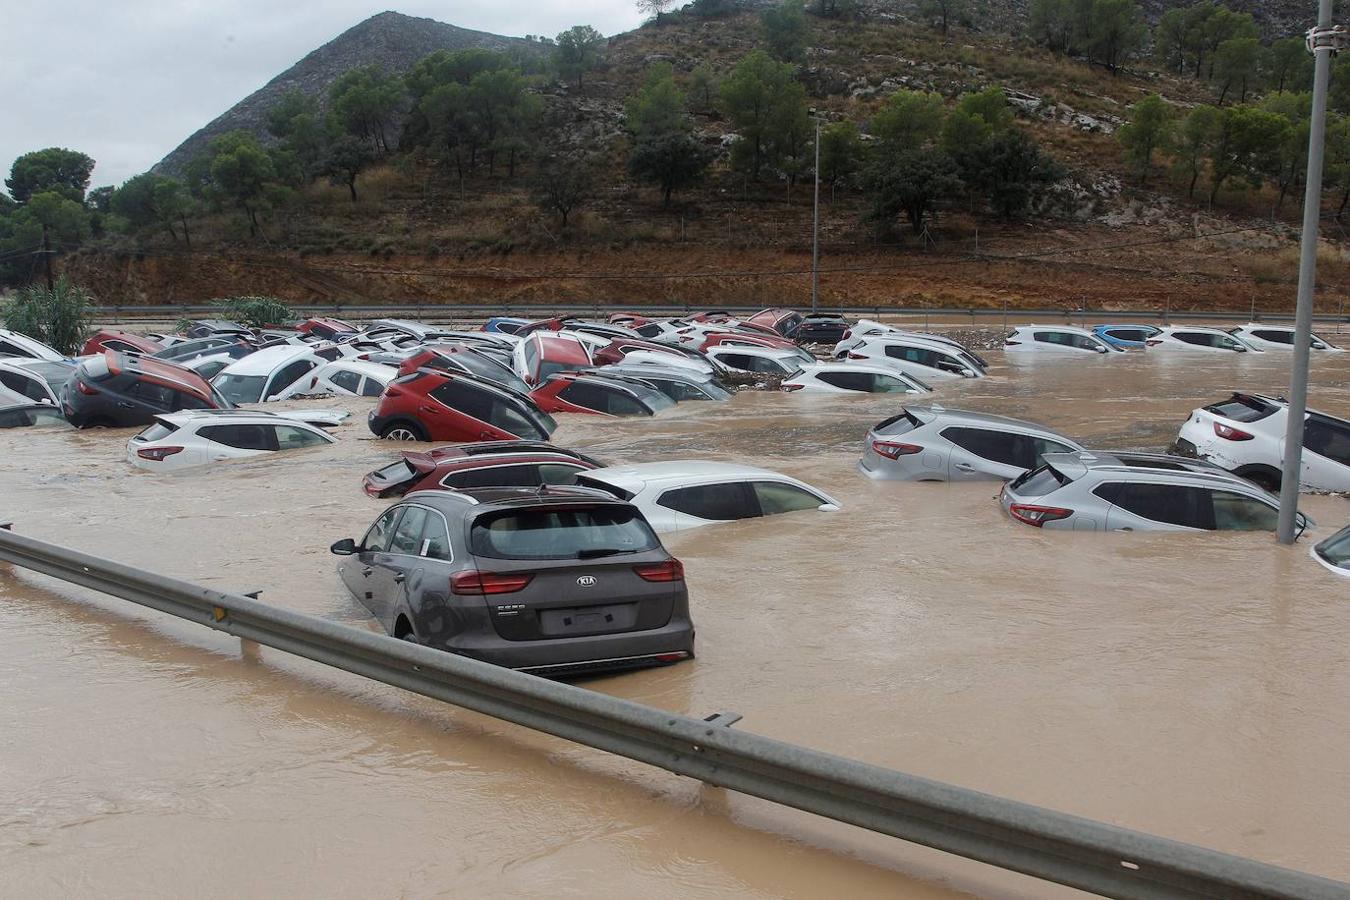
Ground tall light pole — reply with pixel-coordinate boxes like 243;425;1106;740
1276;8;1346;543
811;115;821;314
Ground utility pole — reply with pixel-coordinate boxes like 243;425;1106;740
811;115;821;314
1277;8;1346;543
41;223;54;291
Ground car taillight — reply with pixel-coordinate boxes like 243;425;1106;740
633;558;684;582
847;352;867;360
1145;339;1162;346
450;570;534;595
1213;422;1254;441
137;446;183;461
782;383;806;392
871;440;922;459
1009;504;1074;527
76;381;99;395
842;329;852;340
654;651;690;663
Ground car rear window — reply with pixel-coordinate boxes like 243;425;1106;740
137;421;179;442
874;410;922;435
1205;395;1278;423
470;505;660;559
1009;464;1068;496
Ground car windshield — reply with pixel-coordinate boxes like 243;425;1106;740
470;505;661;559
1316;527;1350;569
212;374;265;405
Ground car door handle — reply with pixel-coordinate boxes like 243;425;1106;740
117;401;135;409
954;463;975;472
361;567;373;577
393;573;406;584
1116;527;1133;532
418;404;441;415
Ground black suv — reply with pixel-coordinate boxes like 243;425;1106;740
331;487;695;676
62;352;231;428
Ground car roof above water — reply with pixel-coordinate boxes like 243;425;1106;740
401;485;630;517
1038;450;1268;490
901;405;1072;436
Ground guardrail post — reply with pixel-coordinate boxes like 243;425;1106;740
238;591;263;660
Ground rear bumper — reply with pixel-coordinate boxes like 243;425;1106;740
434;616;696;676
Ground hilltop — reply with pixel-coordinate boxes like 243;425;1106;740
153;12;545;176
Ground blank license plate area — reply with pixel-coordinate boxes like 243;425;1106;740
539;603;638;637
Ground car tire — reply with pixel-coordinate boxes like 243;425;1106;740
380;421;427;442
1235;466;1282;492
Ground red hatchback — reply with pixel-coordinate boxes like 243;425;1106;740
80;330;164;357
362;441;605;497
530;372;677;417
368;369;556;442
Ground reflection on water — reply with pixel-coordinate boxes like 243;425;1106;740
0;347;1347;898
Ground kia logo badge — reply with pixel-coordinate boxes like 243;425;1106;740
577;575;597;587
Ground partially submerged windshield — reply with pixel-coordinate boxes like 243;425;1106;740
212;374;265;405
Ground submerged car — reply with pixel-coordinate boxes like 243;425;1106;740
1312;523;1350;578
63;352;231;427
80;330;163;357
789;314;851;345
331;487;695;675
999;450;1308;533
860;407;1083;481
0;358;75;405
1146;327;1257;353
1004;326;1119;355
362;441;604;498
781;362;930;395
1227;324;1343;352
127;410;337;472
0;329;63;362
576;461;840;533
530;372;676;417
1092;324;1162;349
703;345;806;377
592;364;732;402
211;345;334;404
1175;392;1350;492
278;359;396;399
841;336;986;379
0;402;70;429
513;331;593;386
396;344;530;395
369;369;556;442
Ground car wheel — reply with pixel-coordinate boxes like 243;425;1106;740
380;422;426;442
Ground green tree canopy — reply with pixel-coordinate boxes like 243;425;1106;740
760;1;810;63
720;50;804;180
1086;0;1146;74
1205;103;1289;205
1213;37;1261;104
627;64;710;205
206;130;277;235
1173;104;1220;198
865;150;963;235
818;121;862;198
965;130;1064;218
1116;93;1176;185
329;65;405;154
6;148;96;203
1265;37;1312;94
555;25;606;89
918;0;969;36
871;90;945;156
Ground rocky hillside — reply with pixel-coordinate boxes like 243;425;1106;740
153;11;543;176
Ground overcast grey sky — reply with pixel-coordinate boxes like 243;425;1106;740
2;1;643;193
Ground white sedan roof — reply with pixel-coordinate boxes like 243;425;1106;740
583;460;837;499
217;345;315;376
316;359;398;379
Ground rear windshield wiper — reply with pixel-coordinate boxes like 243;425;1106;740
576;547;638;559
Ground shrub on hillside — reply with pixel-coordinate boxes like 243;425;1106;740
1;277;93;355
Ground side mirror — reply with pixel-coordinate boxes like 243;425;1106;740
330;538;357;555
266;394;280;402
1095;345;1108;353
818;503;841;512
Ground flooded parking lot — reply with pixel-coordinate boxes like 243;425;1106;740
2;345;1348;898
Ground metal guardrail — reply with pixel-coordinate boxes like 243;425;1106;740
91;302;1350;328
1;525;1345;900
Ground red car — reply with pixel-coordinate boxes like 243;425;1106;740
368;369;556;442
298;317;359;340
396;344;531;394
696;331;797;353
361;441;605;497
514;331;593;386
529;372;677;417
591;337;707;367
80;330;163;357
747;307;804;336
607;312;651;327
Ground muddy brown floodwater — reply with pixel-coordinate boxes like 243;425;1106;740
2;346;1349;899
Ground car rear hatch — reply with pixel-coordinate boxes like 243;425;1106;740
463;503;679;642
363;451;441;497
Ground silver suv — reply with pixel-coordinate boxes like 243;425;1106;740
860;407;1083;481
999;451;1311;533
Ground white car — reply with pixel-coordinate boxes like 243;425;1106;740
575;461;840;533
1003;325;1118;356
180;352;237;381
127;410;338;472
1146;326;1258;353
1312;524;1350;578
631;320;687;344
840;336;985;379
702;345;807;377
1228;324;1344;352
1176;392;1350;491
274;359;397;399
0;329;63;362
0;358;76;404
782;362;931;394
211;345;334;405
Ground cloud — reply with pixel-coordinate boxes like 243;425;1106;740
0;1;644;191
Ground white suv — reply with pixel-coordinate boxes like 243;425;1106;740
1146;327;1257;353
127;410;338;471
1175;392;1350;492
839;336;984;379
1004;325;1117;355
1228;324;1344;352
